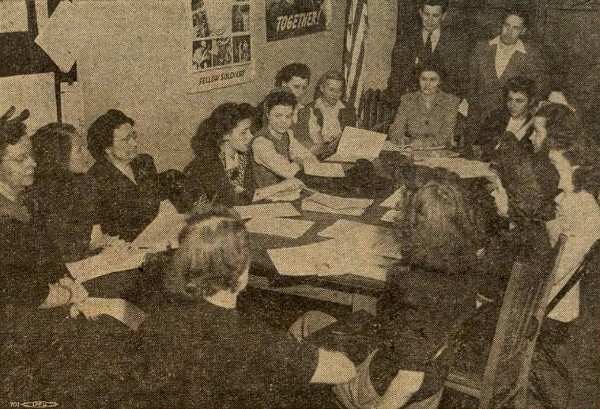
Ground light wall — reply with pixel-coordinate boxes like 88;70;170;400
77;0;346;171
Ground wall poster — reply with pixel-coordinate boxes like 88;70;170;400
189;0;255;93
266;0;331;42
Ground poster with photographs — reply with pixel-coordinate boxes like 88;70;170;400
190;0;255;93
266;0;331;42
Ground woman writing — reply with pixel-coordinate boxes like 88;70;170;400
388;63;460;149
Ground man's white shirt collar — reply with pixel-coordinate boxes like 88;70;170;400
489;36;527;54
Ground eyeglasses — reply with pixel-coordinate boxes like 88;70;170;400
113;131;138;143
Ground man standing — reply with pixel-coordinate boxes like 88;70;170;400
466;9;548;149
384;0;469;110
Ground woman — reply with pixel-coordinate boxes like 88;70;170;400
177;102;256;210
252;87;317;188
388;63;460;148
542;133;600;409
295;70;357;158
300;180;498;409
136;205;356;408
29;123;101;262
87;109;162;242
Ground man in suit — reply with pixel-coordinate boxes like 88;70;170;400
384;0;469;111
466;9;548;150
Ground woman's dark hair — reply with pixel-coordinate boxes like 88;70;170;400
0;107;29;160
396;180;482;275
546;134;600;197
413;60;447;86
504;76;535;102
31;122;76;176
275;63;311;86
191;102;257;158
166;205;249;298
313;70;346;101
87;109;134;160
261;87;297;124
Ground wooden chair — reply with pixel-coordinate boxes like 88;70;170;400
358;88;395;133
444;236;566;408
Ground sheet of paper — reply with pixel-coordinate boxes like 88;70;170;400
131;200;187;251
0;0;28;33
326;127;387;163
304;161;345;177
67;247;148;282
0;72;58;133
233;202;300;219
245;217;314;239
381;210;400;223
318;220;401;260
380;188;405;208
267;239;394;281
382;140;403;152
302;193;373;216
34;0;82;72
252;179;302;202
79;298;148;331
417;157;497;179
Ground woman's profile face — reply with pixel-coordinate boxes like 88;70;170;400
106;123;138;164
68;131;94;174
548;149;575;193
419;70;441;95
267;104;294;135
225;118;253;153
0;136;36;192
529;116;547;153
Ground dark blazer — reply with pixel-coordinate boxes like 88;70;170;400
87;154;161;242
476;109;533;161
0;193;67;308
29;171;99;262
384;27;470;110
177;151;254;211
466;39;548;146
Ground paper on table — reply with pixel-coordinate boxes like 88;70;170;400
67;247;148;282
417;157;496;179
381;210;400;223
382;140;403;152
131;200;187;251
245;217;314;239
252;179;302;202
78;298;148;331
304;161;345;177
302;193;373;216
0;0;28;33
267;239;394;281
234;202;300;219
318;219;400;260
380;188;405;208
325;127;387;163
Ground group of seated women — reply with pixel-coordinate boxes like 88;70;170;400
1;58;599;409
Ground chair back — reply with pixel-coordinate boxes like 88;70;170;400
358;88;395;132
478;235;566;409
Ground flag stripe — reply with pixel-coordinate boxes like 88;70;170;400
343;0;367;110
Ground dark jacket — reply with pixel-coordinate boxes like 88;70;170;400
384;27;470;110
29;171;99;262
87;154;161;242
477;109;533;161
177;151;254;211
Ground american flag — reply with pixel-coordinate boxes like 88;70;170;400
343;0;368;110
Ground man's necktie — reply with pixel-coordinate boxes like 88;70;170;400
423;31;433;60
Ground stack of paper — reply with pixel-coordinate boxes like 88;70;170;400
381;210;400;223
318;219;400;260
304;161;345;177
67;247;148;283
267;239;395;281
244;217;314;239
325;127;387;162
252;179;302;202
131;200;187;251
416;157;497;179
302;193;373;216
233;202;300;219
